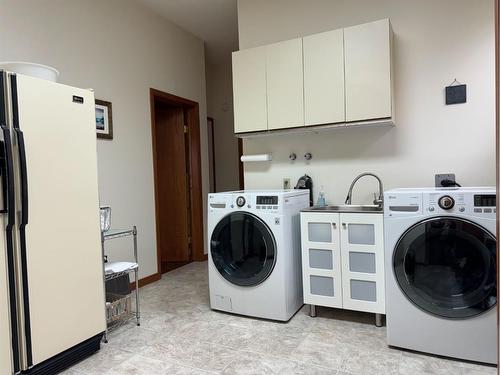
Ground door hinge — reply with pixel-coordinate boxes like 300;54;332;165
184;125;189;133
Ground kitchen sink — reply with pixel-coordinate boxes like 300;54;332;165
302;205;383;213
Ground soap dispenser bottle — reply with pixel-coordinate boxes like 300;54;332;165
317;187;326;207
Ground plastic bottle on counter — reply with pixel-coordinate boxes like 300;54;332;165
317;187;326;207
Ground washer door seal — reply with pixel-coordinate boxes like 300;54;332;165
211;211;277;287
393;216;496;319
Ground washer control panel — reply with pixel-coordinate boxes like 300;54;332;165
221;194;281;211
256;195;279;211
425;192;496;217
385;189;496;219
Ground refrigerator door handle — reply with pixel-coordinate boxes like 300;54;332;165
11;74;33;368
0;127;13;216
14;127;33;367
0;124;21;372
14;128;28;226
0;126;14;224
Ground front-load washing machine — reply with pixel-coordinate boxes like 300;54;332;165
384;187;497;363
208;190;309;321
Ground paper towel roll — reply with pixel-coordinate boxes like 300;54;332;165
240;154;272;162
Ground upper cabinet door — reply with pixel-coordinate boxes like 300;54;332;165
266;38;304;130
344;19;392;122
303;29;345;126
232;46;268;133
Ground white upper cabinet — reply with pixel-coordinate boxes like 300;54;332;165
232;46;268;133
266;38;304;130
232;19;394;135
303;29;345;126
344;19;393;122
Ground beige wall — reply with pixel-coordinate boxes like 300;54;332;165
237;0;495;203
0;0;209;278
206;61;240;192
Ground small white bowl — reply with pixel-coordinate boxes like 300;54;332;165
0;62;60;82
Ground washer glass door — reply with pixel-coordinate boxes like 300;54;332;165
211;212;277;287
393;217;496;319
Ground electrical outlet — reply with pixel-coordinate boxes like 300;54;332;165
283;178;291;190
435;173;456;187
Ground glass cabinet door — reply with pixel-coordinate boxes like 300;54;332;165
340;213;385;314
300;212;343;308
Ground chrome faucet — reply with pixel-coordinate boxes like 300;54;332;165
345;172;384;207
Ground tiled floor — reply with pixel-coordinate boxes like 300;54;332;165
65;261;497;375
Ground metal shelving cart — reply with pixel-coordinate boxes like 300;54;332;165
101;226;141;342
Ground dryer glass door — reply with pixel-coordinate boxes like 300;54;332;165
393;217;496;319
211;212;277;287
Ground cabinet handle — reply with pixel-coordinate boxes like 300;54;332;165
342;223;347;229
332;223;337;229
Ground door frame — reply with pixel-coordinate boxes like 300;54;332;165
149;88;205;275
207;117;216;192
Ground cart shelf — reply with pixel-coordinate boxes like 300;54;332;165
101;225;140;342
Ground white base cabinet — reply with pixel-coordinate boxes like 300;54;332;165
301;212;385;322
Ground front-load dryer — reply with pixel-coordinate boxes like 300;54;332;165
384;187;497;363
208;190;309;321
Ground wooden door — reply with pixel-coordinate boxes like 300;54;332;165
300;212;343;308
303;29;345;126
266;38;304;130
344;19;392;122
339;213;385;314
232;46;268;133
155;103;190;265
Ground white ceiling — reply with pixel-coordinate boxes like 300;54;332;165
138;0;238;65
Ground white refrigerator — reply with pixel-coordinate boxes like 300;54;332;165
0;71;106;374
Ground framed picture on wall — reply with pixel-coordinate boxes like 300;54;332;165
95;99;113;139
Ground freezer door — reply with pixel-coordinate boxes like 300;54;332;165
11;74;105;367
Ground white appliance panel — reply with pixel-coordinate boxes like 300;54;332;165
14;74;105;365
207;190;308;321
384;187;497;364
